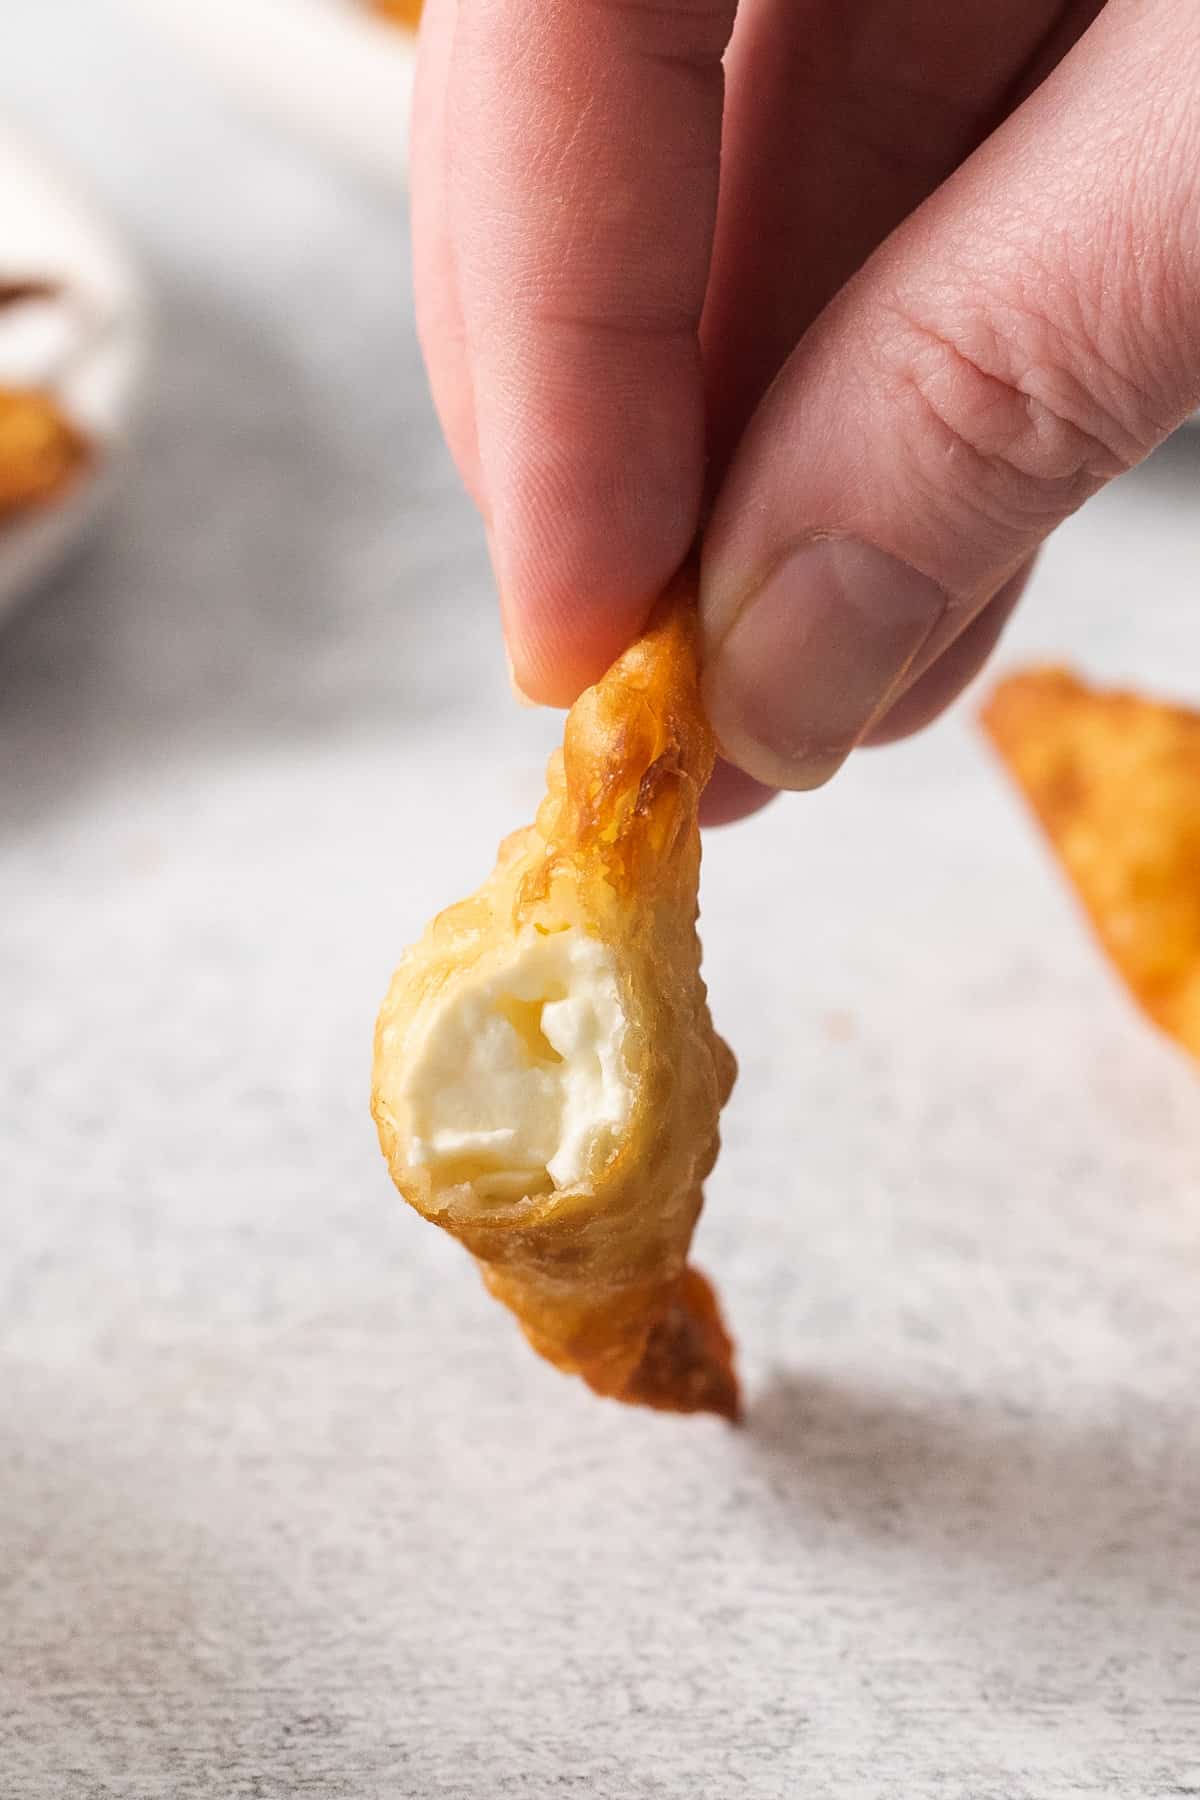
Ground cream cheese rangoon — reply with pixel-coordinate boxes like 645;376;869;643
983;667;1200;1063
372;580;738;1418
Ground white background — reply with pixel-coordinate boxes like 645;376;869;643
3;5;1199;1796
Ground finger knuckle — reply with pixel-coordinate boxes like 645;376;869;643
878;291;1157;541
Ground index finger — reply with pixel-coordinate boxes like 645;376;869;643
445;0;736;703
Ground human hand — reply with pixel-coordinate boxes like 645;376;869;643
412;0;1200;821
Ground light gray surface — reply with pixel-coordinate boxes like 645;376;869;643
4;7;1200;1797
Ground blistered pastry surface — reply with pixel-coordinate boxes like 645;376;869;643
373;584;738;1415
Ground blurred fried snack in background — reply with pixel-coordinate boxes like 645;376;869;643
366;0;423;28
0;281;91;521
983;669;1200;1062
0;387;89;520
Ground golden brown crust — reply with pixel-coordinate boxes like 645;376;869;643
981;666;1200;1061
0;387;90;520
365;0;423;28
372;575;738;1416
620;1267;740;1421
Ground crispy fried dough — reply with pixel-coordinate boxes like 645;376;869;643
982;667;1200;1061
0;387;90;520
372;580;738;1416
366;0;423;28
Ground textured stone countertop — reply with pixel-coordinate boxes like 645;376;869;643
3;7;1200;1797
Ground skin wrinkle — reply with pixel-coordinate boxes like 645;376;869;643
1005;257;1147;435
698;0;1110;487
891;310;1137;490
695;1;1200;798
877;166;1182;462
523;182;718;314
547;88;599;194
936;230;1182;449
1002;9;1200;420
417;0;1199;789
900;431;1038;580
1117;79;1200;402
903;365;1110;540
1029;224;1178;429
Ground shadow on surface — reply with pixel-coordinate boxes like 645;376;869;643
749;1367;1200;1636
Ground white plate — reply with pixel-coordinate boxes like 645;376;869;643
0;125;146;629
121;0;417;186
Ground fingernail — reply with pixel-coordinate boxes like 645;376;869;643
701;535;950;790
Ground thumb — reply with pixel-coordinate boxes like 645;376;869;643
699;0;1200;791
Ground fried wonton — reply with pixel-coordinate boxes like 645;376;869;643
367;0;423;28
372;579;738;1418
982;667;1200;1061
0;387;90;520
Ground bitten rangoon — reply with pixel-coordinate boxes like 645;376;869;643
372;578;738;1418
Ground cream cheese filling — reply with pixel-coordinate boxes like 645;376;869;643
402;926;631;1198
